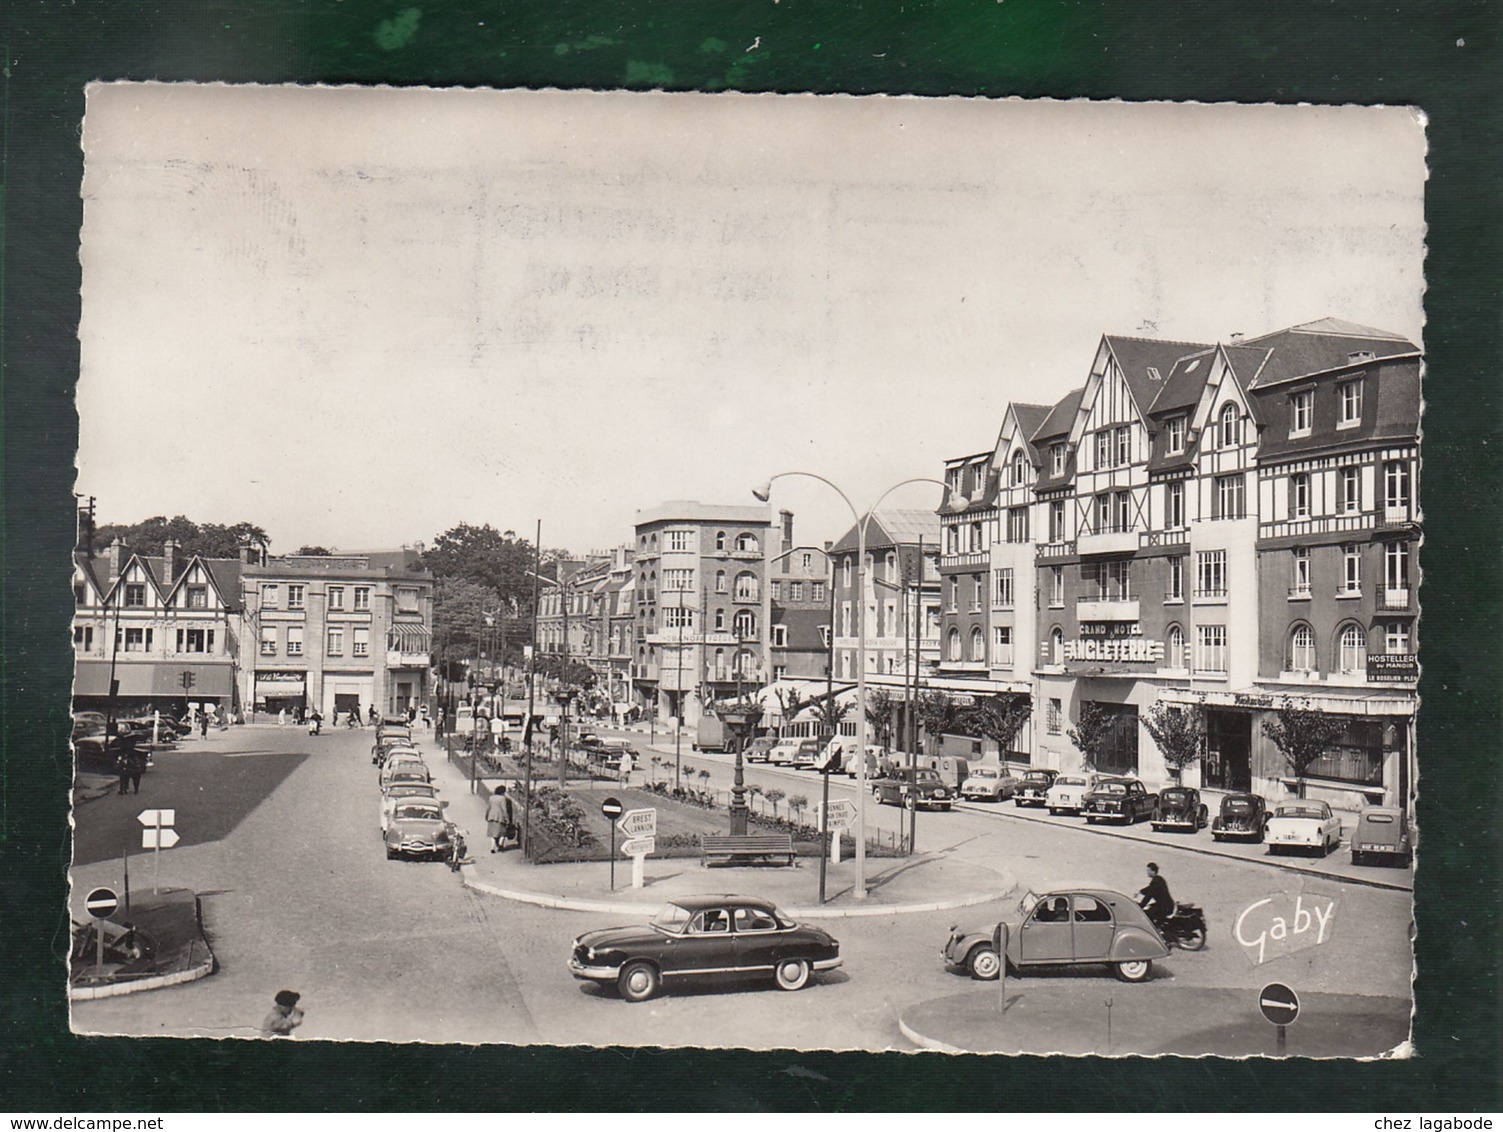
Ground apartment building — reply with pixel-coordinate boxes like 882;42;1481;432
768;509;832;682
631;501;774;725
828;509;942;682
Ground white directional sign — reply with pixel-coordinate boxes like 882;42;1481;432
137;809;176;827
817;799;858;831
618;807;657;838
142;827;181;849
620;836;656;857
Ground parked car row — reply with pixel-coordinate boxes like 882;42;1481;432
373;730;459;864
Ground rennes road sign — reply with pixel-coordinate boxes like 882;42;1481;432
1259;982;1300;1026
618;807;658;838
620;836;656;857
820;799;858;830
600;796;624;820
85;887;119;919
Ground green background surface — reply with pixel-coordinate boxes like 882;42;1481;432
2;0;1499;1113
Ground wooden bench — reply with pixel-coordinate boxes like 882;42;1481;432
700;833;797;868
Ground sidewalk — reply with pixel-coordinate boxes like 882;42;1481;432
419;735;1014;919
898;983;1411;1057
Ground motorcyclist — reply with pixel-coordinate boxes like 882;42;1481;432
1137;862;1174;929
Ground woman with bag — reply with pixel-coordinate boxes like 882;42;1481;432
484;784;511;854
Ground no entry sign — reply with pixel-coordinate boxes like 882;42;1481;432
85;887;118;919
600;796;624;821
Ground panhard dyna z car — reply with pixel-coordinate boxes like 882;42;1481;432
569;895;841;1002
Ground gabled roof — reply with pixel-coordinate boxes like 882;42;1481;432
74;554;111;600
199;559;244;607
1147;348;1218;417
1004;402;1052;461
1103;335;1214;414
829;509;942;555
1243;319;1418;388
1032;387;1085;442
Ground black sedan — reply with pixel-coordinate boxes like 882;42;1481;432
569;895;841;1002
1211;792;1270;843
1152;786;1209;833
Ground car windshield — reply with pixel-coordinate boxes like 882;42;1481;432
650;903;693;933
915;770;941;783
971;768;998;779
1022;773;1050;785
1097;782;1127;795
1056;776;1085;788
396;804;442;821
1163;789;1191;803
1276;803;1328;820
1225;798;1256;812
1363;813;1396;825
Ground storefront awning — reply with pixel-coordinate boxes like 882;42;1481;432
386;624;432;653
1157;684;1416;717
74;659;234;699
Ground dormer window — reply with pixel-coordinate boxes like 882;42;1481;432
1289;390;1312;437
1219;404;1241;448
1010;450;1028;486
1050;443;1065;477
1339;378;1364;428
1165;416;1186;455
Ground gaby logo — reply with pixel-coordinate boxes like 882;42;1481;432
1234;892;1337;966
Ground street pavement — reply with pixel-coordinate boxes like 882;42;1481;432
69;721;1415;1053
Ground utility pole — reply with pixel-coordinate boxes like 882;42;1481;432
909;535;923;854
559;567;571;788
523;520;541;857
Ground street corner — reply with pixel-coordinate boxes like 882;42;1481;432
898;982;1412;1058
69;885;217;1002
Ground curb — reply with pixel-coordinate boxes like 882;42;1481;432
897;1016;963;1054
68;894;217;1002
954;800;1414;894
460;863;1015;920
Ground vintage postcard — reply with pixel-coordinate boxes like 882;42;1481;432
69;84;1424;1055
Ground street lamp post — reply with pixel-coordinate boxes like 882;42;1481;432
754;473;966;899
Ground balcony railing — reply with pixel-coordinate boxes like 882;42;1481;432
1288;583;1312;599
1077;529;1139;556
1140;528;1190;549
1378;504;1419;529
1259;511;1377;540
1194;587;1228;600
1037;541;1076;560
940;551;989;568
1379;586;1413;611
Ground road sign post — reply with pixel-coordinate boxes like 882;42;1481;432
138;809;177;893
1258;982;1300;1055
616;808;656;891
85;887;118;977
600;797;624;891
993;921;1010;1013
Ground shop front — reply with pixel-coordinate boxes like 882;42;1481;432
75;658;236;715
253;671;308;718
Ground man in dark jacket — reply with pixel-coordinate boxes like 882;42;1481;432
1137;862;1173;928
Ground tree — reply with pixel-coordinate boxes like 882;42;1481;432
1066;702;1116;773
963;694;1033;757
432;578;504;663
295;545;332;556
93;515;271;562
913;690;957;746
865;689;897;747
810;695;851;738
788;794;809;825
774;686;802;722
765;787;786;818
1141;703;1206;780
1263;697;1348;798
420;523;541;616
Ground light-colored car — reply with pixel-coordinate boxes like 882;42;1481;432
1350;807;1413;867
960;765;1021;801
1046;774;1099;815
380;781;440;833
379;753;428;787
384;797;456;861
1266;799;1343;856
840;744;895;779
765;739;802;766
381;762;432;791
942;886;1170;983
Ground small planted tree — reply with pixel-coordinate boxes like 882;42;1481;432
1263;697;1347;798
1066;702;1116;773
865;689;897;748
788;793;809;826
765;787;786;819
913;690;957;750
774;686;802;722
1141;703;1206;781
811;696;852;739
966;693;1033;759
748;783;764;815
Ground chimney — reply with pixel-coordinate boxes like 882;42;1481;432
241;539;264;566
779;509;794;555
162;538;177;583
106;537;124;581
1230;332;1245;344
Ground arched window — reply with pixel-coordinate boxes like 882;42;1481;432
947;628;962;662
1220;403;1240;448
714;608;726;631
715;530;727;551
1166;624;1185;669
734;572;759;601
733;648;756;676
733;609;757;639
735;532;759;553
714;569;726;593
1338;623;1367;674
1051;627;1064;666
1011;450;1028;486
970;627;985;662
1290;624;1315;672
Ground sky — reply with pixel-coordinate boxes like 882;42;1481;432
76;86;1427;556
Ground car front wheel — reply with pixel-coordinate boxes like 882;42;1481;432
967;945;1001;980
1114;959;1152;983
618;961;661;1002
774;957;811;991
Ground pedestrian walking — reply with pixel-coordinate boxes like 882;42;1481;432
115;731;139;796
198;711;209;739
484;784;514;853
618;748;634;785
124;742;148;795
260;989;305;1037
369;704;379;726
277;708;287;727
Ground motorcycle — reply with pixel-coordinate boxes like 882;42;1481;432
1157;902;1208;951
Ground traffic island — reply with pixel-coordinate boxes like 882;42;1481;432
898;983;1411;1058
69;887;216;1001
